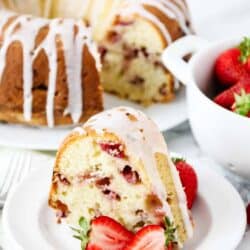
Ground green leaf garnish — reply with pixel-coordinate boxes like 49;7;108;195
238;37;250;63
233;89;250;116
164;217;177;247
71;217;90;250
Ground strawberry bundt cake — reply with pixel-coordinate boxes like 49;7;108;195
0;10;103;127
49;107;193;247
2;0;193;105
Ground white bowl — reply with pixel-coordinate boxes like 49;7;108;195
162;35;250;179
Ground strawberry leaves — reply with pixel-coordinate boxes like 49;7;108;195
233;89;250;116
238;37;250;63
164;217;177;248
71;217;90;250
171;157;186;164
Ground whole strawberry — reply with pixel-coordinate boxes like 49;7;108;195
214;78;250;109
215;48;246;86
215;37;250;86
172;158;198;209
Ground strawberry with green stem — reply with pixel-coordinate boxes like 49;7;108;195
214;78;250;109
215;37;250;86
71;217;90;250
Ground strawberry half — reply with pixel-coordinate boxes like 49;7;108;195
87;216;133;250
124;225;165;250
215;48;247;86
173;158;198;209
214;78;250;109
125;217;176;250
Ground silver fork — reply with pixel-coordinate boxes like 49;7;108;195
0;152;32;207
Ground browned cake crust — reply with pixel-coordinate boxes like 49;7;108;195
0;14;103;127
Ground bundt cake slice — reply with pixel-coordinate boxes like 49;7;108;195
49;107;193;247
0;10;103;127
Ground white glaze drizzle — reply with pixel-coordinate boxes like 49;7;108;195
138;0;191;34
0;10;15;31
79;107;193;243
0;10;99;127
121;0;191;44
121;2;172;44
157;0;191;34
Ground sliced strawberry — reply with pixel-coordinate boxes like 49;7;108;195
125;217;176;250
87;245;102;250
124;225;165;250
215;48;247;86
173;158;198;209
87;216;133;250
214;78;250;109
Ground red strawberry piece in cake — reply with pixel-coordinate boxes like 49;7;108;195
121;165;141;184
173;158;198;209
99;141;126;159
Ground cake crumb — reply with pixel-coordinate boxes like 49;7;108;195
125;112;137;122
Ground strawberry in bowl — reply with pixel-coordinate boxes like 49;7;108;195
163;35;250;178
213;37;250;118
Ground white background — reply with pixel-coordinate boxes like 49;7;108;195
187;0;250;40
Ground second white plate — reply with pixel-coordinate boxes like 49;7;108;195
0;89;187;150
2;156;246;250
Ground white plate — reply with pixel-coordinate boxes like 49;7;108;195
0;89;186;151
2;157;246;250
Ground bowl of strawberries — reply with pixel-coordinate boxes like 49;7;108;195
162;35;250;179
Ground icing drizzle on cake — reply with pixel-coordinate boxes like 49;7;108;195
120;0;192;44
0;10;100;127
